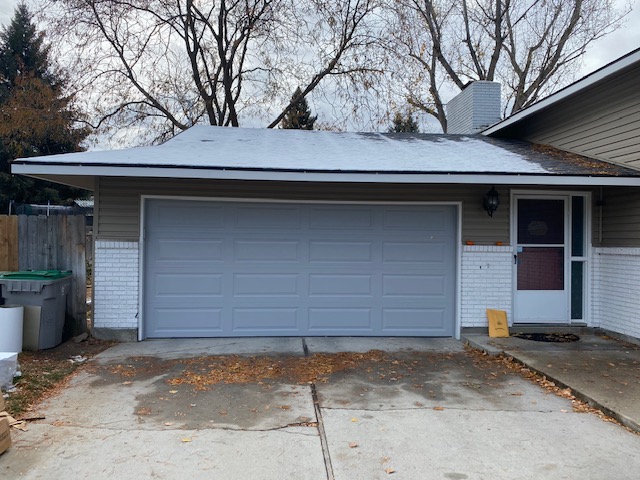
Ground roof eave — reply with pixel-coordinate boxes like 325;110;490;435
12;164;640;187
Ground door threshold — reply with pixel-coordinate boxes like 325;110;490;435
462;325;592;335
510;324;590;334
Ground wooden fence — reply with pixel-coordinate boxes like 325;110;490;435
0;214;88;336
0;215;18;271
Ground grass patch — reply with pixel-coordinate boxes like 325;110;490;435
3;338;115;418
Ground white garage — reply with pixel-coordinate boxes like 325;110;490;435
143;199;457;338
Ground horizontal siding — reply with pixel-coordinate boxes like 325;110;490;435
599;187;640;246
96;177;512;244
519;65;640;169
97;178;610;245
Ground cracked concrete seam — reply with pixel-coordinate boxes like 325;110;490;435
318;405;566;413
33;422;320;436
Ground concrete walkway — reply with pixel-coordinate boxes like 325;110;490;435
2;337;640;479
463;331;640;432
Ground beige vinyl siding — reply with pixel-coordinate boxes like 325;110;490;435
598;187;640;247
96;177;511;244
516;64;640;169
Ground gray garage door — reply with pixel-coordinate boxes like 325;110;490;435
143;199;456;338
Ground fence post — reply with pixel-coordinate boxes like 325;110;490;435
0;216;19;271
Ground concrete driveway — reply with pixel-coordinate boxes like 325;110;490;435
2;338;640;479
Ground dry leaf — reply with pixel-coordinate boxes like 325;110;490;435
349;442;358;448
385;468;396;474
122;381;132;385
169;390;178;394
433;406;445;411
181;438;191;443
165;422;174;426
351;417;359;422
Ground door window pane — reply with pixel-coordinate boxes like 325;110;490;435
571;261;584;319
517;199;564;244
517;247;564;291
571;196;585;257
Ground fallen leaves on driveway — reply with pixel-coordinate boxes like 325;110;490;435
465;344;636;430
166;350;387;390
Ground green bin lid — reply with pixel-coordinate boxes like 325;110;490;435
0;270;72;279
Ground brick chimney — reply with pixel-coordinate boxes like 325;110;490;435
446;81;501;134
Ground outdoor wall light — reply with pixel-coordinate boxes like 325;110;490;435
483;186;500;217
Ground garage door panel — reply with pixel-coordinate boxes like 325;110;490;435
155;273;222;296
232;308;300;331
309;206;375;230
150;205;225;229
308;308;373;330
383;242;447;263
155;239;224;262
382;275;446;297
382;308;446;331
233;274;300;297
309;274;373;296
309;241;373;262
144;200;456;338
235;205;302;229
154;308;224;335
234;240;300;262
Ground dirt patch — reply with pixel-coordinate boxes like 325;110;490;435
4;337;115;418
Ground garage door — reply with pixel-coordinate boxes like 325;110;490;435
143;199;456;338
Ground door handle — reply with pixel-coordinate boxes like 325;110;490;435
514;254;517;265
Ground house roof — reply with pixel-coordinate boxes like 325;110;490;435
12;125;640;190
483;47;640;137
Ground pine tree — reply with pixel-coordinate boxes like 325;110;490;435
0;3;89;213
388;111;420;133
281;87;317;130
0;3;55;101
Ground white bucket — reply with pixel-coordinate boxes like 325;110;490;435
0;304;24;352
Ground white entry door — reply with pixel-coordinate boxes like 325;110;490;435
514;196;569;324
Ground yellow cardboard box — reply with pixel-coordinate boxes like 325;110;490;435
486;309;509;338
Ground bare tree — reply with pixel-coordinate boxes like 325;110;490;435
387;0;630;132
38;0;384;144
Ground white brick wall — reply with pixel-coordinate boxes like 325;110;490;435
592;247;640;338
94;241;139;330
461;245;513;327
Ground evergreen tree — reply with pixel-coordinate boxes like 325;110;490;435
281;87;317;130
0;3;89;213
388;111;420;133
0;3;55;101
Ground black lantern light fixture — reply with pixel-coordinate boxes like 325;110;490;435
483;186;500;217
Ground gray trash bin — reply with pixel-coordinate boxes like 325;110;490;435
0;270;72;350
